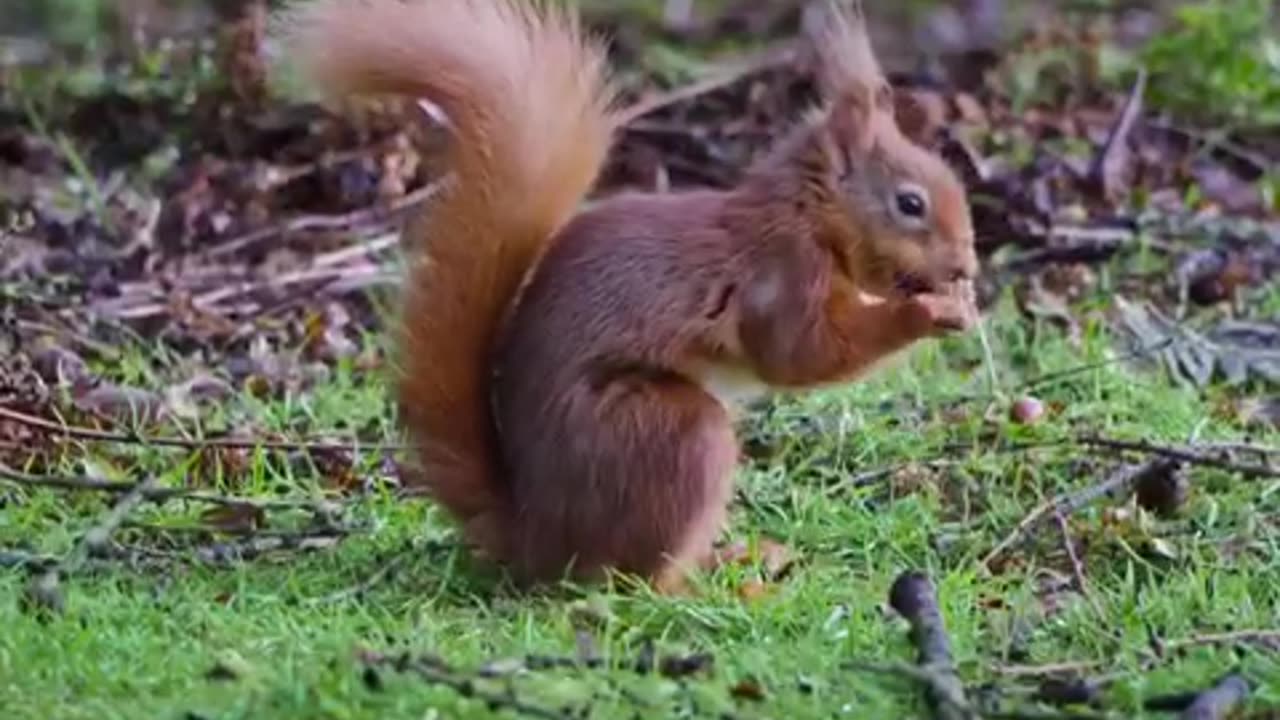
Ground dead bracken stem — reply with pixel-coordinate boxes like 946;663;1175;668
955;436;1279;482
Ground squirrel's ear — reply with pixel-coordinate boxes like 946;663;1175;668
826;92;877;158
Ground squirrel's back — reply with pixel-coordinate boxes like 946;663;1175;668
277;0;619;558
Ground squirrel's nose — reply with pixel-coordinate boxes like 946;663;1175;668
946;249;979;282
945;264;975;284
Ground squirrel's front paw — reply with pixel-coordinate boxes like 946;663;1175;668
905;290;976;336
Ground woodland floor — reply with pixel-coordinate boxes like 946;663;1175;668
1;1;1278;718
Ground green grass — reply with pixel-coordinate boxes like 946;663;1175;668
1137;0;1280;130
2;293;1278;719
4;0;1276;715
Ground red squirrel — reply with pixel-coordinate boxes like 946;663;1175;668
279;0;979;593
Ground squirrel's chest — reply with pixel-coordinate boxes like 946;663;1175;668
696;364;771;413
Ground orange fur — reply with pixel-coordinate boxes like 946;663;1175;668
278;0;618;560
277;0;979;591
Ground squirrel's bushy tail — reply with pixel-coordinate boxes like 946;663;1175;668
278;0;618;556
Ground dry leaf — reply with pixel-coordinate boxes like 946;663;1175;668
200;502;267;534
1115;297;1280;388
737;580;774;602
730;678;768;702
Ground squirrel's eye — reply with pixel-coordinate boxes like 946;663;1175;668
895;191;927;218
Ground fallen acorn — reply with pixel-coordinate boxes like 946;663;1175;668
1009;395;1046;425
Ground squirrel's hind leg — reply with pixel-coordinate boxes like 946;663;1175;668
505;370;738;590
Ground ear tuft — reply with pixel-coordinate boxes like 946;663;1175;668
804;0;888;107
826;93;877;159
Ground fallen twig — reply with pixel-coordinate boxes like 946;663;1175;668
993;660;1103;680
0;547;173;573
12;317;122;361
846;661;1107;720
1052;512;1104;618
1194;441;1280;458
826;460;959;496
0;404;409;453
889;571;972;720
997;224;1143;273
950;435;1278;483
104;263;397;323
0;549;56;571
1013;338;1176;394
2;522;356;575
360;650;573;720
192;528;348;565
615;42;798;126
1076;435;1278;479
1087;67;1146;202
1178;673;1249;720
0;464;338;513
1143;118;1270;176
204;180;445;260
308;543;431;604
992;629;1280;679
22;475;159;616
981;459;1170;573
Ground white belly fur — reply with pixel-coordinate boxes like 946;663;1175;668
698;364;771;412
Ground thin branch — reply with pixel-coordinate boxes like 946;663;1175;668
0;405;410;453
1193;441;1280;458
1076;435;1278;478
1087;67;1147;201
615;42;798;126
204;179;446;260
947;434;1278;481
1164;629;1280;653
1143;118;1270;175
105;263;397;323
0;549;57;571
996;223;1143;273
191;529;348;565
360;651;573;720
307;544;431;604
825;460;958;496
1014;338;1175;393
1053;512;1104;618
2;524;356;575
939;336;1175;410
981;459;1167;572
22;474;159;616
844;661;1108;720
0;464;337;512
992;629;1280;679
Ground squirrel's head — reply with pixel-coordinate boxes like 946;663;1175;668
816;96;978;297
801;0;978;297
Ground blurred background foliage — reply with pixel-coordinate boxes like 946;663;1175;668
3;0;1276;132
